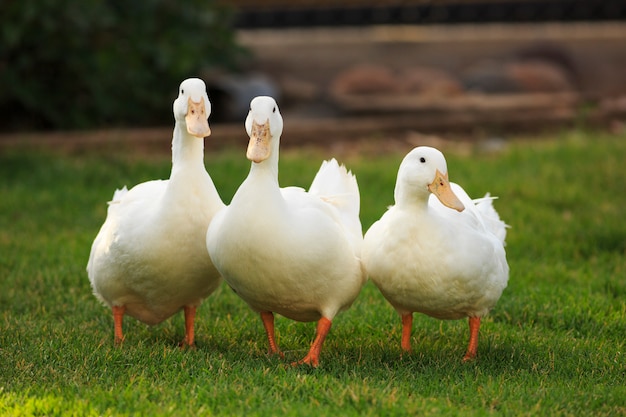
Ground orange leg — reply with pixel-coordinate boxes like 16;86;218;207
401;313;413;352
260;311;284;358
294;317;332;368
463;316;481;361
180;305;197;348
112;305;126;346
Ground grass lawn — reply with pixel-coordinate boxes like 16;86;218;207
0;128;624;416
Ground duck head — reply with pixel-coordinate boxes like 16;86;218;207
173;78;211;138
396;146;465;212
245;96;283;163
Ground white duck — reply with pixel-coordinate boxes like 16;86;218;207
87;78;224;346
206;96;365;367
362;146;509;361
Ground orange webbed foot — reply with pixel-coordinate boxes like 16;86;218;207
112;305;126;346
400;313;413;353
291;317;332;368
179;305;197;349
260;311;286;359
462;317;481;362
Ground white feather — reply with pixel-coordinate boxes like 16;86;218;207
363;146;509;322
87;78;224;330
206;96;365;325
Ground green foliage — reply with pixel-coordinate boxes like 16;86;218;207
0;0;243;130
0;130;625;416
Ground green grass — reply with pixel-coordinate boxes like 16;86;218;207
1;129;625;416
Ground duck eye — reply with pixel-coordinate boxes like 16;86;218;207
181;89;184;95
272;107;276;113
420;157;426;163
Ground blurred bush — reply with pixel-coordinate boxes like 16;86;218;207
0;0;245;131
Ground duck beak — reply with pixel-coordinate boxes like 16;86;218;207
428;170;465;212
185;97;211;138
246;121;271;163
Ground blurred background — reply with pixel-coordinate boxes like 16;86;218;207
1;0;625;142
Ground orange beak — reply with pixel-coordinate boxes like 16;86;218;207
246;121;271;163
185;97;211;138
428;169;465;212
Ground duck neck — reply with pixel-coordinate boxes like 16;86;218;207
248;137;280;187
394;182;430;211
170;122;205;177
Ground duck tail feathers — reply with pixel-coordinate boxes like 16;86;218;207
474;193;509;244
108;186;128;205
309;159;360;217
